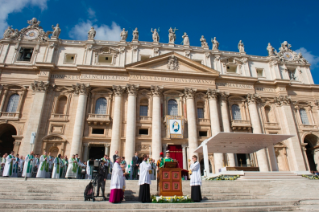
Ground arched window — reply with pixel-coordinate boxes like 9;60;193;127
6;94;20;113
168;99;178;116
265;106;271;122
300;108;309;125
95;98;107;114
197;102;204;119
231;104;241;120
140;99;148;116
56;96;67;114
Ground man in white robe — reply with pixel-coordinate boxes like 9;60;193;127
19;156;24;176
22;152;34;178
109;156;125;203
61;156;68;178
189;155;202;202
52;154;62;179
0;153;7;176
138;154;152;203
46;152;53;178
36;152;48;178
2;151;15;177
65;155;78;179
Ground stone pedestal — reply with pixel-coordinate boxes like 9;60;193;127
151;86;163;162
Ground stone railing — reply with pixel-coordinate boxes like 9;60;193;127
198;118;210;125
231;119;252;130
50;114;69;121
139;116;152;122
300;124;317;130
87;114;111;125
0;112;19;119
264;122;280;129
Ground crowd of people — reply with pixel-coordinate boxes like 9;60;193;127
0;150;202;203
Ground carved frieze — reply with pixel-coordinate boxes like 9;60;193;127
206;89;219;99
72;83;90;95
126;84;139;96
151;85;163;97
275;95;291;106
247;93;260;104
31;81;49;92
112;85;125;96
167;55;179;70
184;87;197;99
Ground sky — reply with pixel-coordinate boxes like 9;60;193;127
1;0;319;83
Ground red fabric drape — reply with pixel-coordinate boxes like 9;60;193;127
167;145;183;169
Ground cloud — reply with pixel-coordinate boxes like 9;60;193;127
0;0;48;36
69;20;121;41
87;8;96;19
295;47;319;67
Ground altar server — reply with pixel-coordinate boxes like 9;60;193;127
138;154;152;203
109;156;125;203
65;155;78;179
52;154;62;179
36;152;48;178
46;152;53;178
19;156;24;173
61;156;68;178
189;155;202;202
12;154;20;177
2;151;15;177
22;152;34;178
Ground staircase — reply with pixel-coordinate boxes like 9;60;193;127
237;171;306;180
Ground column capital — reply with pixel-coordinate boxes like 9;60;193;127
206;89;219;99
31;81;49;92
83;143;89;147
104;143;110;147
72;83;90;95
181;144;188;148
126;84;139;96
184;87;197;99
112;85;125;96
275;95;291;106
151;85;163;96
247;93;260;105
220;92;229;101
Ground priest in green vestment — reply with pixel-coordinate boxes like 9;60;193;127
159;152;174;168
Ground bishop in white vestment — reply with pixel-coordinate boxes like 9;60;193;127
2;151;15;177
22;153;34;178
138;155;152;203
52;154;62;179
109;156;125;203
36;152;48;178
189;155;202;202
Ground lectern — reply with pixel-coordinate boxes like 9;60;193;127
158;162;183;196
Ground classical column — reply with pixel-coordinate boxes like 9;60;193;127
151;85;163;162
70;83;90;156
20;81;49;156
207;89;223;173
246;154;251;167
83;143;89;162
247;94;270;171
275;96;306;171
125;84;139;163
184;87;198;157
0;88;8;114
110;85;125;157
220;92;236;167
182;144;188;170
104;144;110;156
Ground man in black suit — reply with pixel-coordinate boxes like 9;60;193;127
113;150;118;163
132;152;140;180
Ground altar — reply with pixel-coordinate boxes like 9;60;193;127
157;162;183;196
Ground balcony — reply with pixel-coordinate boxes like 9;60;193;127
264;122;280;130
198;118;210;125
50;114;69;122
231;120;252;131
139;116;152;123
0;112;19;120
300;124;317;131
87;114;111;125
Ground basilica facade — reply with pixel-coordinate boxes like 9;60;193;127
0;18;318;174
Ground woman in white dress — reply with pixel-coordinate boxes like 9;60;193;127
189;155;202;202
52;154;62;179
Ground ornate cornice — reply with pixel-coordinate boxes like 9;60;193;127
126;84;139;96
184;87;197;99
151;85;163;97
72;83;90;95
275;95;291;106
112;85;125;96
206;89;219;99
31;81;49;92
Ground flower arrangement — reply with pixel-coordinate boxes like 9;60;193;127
206;175;240;181
151;195;193;203
302;175;319;180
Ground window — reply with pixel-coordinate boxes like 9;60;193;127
199;131;207;137
299;109;309;125
95;98;107;114
17;48;33;62
227;65;237;73
256;69;263;77
98;54;112;64
6;94;20;113
139;129;148;135
197;102;204;119
56;96;67;114
168;99;178;116
264;106;271;122
288;69;296;80
140;99;148;116
64;54;76;64
231;104;241;120
92;128;104;134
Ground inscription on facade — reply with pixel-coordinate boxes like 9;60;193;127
256;87;275;92
216;82;253;89
50;74;128;81
130;75;214;84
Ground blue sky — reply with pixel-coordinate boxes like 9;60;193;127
1;0;319;83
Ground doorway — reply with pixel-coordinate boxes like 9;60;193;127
0;124;17;155
237;154;248;167
304;134;319;171
167;145;183;169
89;146;105;160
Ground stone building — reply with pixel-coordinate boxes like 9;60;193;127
0;18;318;174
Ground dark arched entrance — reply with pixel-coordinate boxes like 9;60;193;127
0;124;17;155
304;134;319;171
